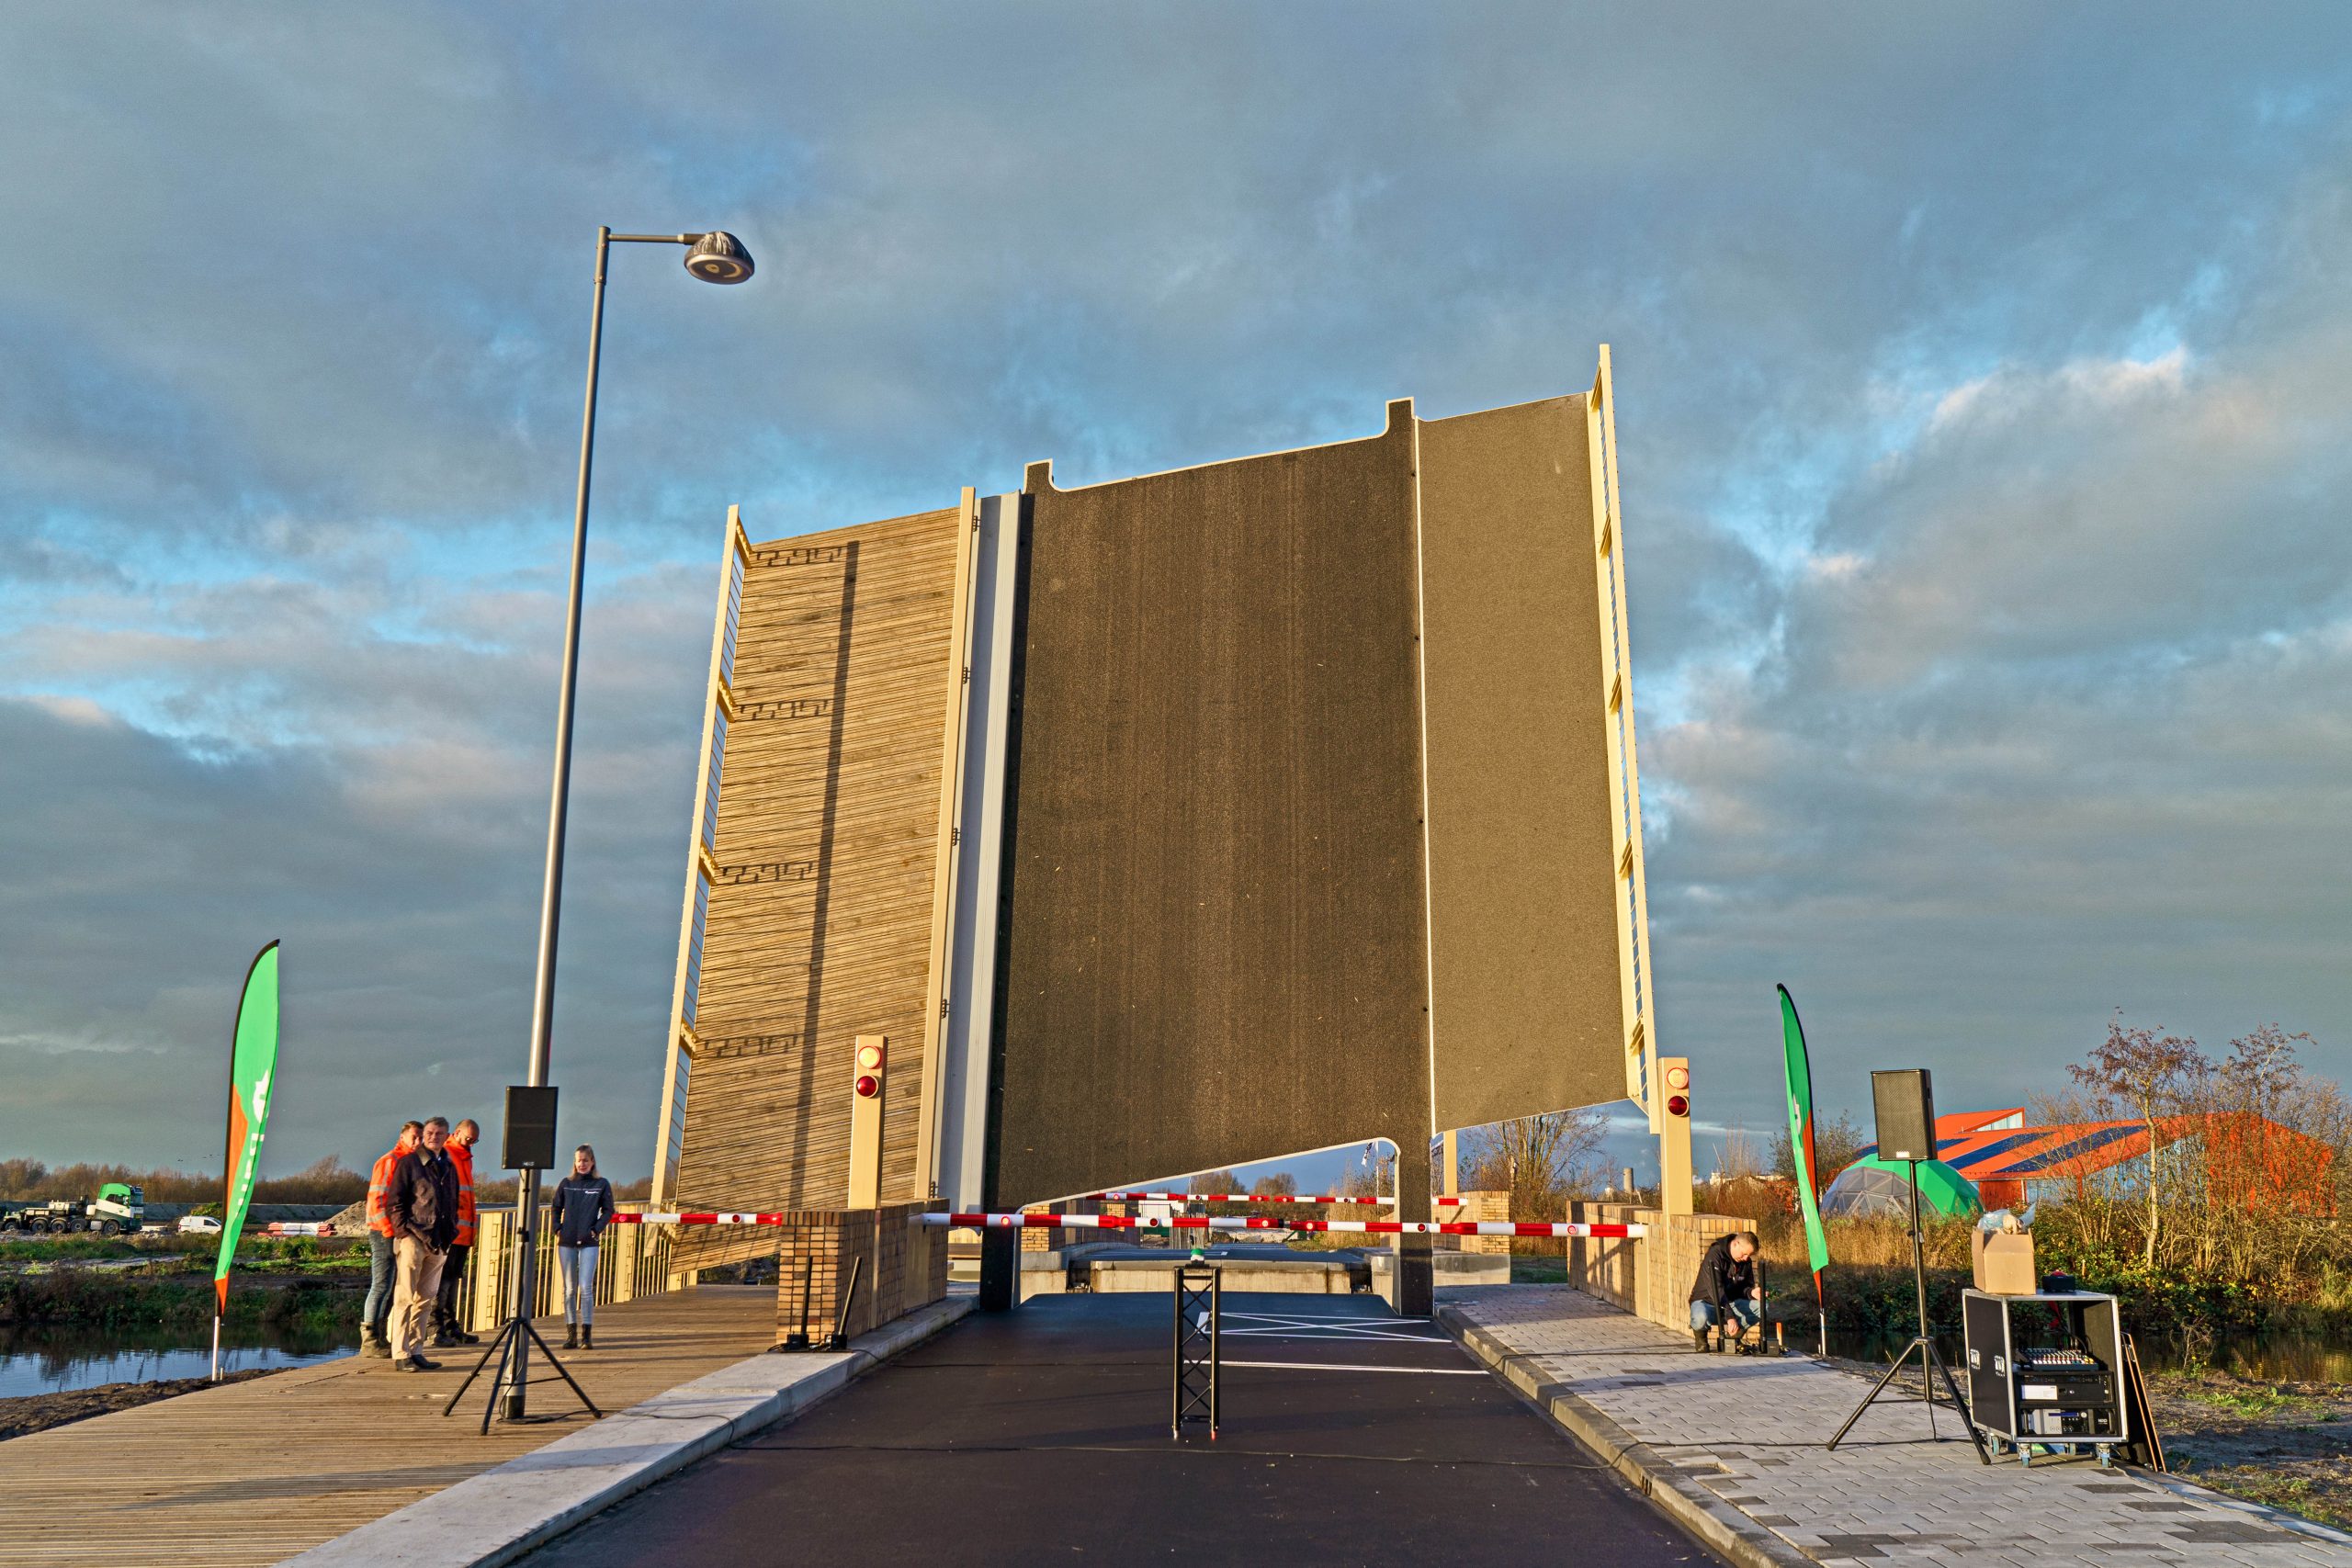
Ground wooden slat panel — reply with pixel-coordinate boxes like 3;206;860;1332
671;506;960;1268
0;1289;777;1567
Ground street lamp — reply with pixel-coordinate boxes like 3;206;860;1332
500;226;754;1425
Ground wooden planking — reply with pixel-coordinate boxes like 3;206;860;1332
0;1288;776;1568
671;506;960;1267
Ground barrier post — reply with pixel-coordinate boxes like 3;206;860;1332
1172;1261;1220;1438
978;1224;1018;1312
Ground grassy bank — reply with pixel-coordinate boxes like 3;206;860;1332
0;1258;363;1333
1751;1212;2343;1359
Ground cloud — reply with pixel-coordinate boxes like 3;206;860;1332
4;3;2352;1170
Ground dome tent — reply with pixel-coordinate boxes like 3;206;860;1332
1818;1156;1979;1221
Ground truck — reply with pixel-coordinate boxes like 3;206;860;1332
0;1183;145;1235
89;1183;145;1235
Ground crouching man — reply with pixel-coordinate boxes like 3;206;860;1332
1689;1229;1763;1352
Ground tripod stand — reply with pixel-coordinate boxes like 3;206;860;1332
1826;1158;1988;1464
444;1311;601;1434
442;1206;601;1435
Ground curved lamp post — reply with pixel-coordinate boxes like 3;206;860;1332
505;227;754;1422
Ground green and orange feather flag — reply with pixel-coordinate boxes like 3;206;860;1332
216;942;282;1316
1779;985;1831;1289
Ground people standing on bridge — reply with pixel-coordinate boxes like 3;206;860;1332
1689;1230;1763;1352
551;1144;614;1351
361;1121;423;1359
385;1116;460;1371
432;1118;481;1349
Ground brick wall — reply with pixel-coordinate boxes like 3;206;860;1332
772;1201;948;1345
1440;1190;1510;1254
1564;1202;1756;1332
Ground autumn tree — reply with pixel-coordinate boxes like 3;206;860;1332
2069;1015;2208;1268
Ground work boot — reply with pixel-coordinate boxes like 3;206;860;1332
562;1325;577;1350
1691;1326;1709;1353
432;1329;459;1348
363;1336;391;1359
581;1326;593;1351
454;1327;481;1345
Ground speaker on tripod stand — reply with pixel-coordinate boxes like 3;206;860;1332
1826;1068;1988;1462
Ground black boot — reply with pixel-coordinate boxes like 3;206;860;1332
581;1325;594;1351
562;1325;577;1350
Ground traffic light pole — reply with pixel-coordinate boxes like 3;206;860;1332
1658;1055;1693;1218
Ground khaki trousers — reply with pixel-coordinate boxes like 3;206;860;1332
390;1235;447;1360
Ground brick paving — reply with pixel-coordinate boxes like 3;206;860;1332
1444;1286;2352;1567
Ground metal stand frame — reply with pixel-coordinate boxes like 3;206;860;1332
443;1310;601;1436
1171;1262;1220;1439
1826;1159;1989;1464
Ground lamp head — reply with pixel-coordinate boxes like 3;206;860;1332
684;231;754;284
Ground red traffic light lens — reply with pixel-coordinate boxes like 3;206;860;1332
855;1074;880;1099
1667;1093;1690;1117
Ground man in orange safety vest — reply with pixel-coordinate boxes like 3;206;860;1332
362;1120;423;1358
433;1118;481;1348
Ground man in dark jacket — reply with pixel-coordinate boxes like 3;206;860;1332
385;1116;462;1371
1688;1230;1763;1352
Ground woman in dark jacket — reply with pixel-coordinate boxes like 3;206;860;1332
551;1144;615;1349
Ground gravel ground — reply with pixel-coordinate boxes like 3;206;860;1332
2147;1368;2352;1529
0;1369;280;1442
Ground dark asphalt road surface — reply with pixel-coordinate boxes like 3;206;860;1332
524;1292;1721;1568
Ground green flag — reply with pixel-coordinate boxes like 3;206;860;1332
215;942;281;1318
1778;984;1831;1279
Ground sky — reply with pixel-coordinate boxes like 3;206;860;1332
4;5;2350;1186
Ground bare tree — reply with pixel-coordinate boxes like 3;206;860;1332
1768;1109;1869;1190
2069;1015;2208;1268
1465;1109;1609;1222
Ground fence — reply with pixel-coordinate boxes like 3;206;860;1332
452;1201;679;1334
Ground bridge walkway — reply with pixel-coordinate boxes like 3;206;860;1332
0;1285;775;1568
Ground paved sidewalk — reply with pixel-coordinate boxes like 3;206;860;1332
1439;1287;2352;1568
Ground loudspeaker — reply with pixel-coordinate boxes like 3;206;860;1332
503;1085;560;1171
1871;1069;1936;1163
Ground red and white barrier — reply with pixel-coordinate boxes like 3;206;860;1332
1083;1191;1398;1206
917;1213;1645;1238
579;1210;1639;1238
264;1223;335;1236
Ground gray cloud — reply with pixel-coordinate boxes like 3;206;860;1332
3;3;2350;1172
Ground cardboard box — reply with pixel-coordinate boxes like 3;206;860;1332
1972;1226;2037;1295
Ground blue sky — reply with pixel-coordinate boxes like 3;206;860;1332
5;5;2351;1185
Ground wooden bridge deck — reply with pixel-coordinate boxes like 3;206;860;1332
0;1286;778;1567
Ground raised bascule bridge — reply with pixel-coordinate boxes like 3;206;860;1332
650;348;1668;1335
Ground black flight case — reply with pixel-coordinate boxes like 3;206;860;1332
1962;1289;2128;1468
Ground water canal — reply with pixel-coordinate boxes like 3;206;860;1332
1;1323;356;1399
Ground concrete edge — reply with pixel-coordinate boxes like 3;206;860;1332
284;1296;973;1568
1434;1305;1812;1568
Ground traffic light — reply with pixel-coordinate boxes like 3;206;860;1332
849;1035;888;1209
1665;1062;1690;1119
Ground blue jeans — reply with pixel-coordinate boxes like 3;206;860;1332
559;1244;599;1325
363;1234;395;1337
1690;1298;1761;1336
